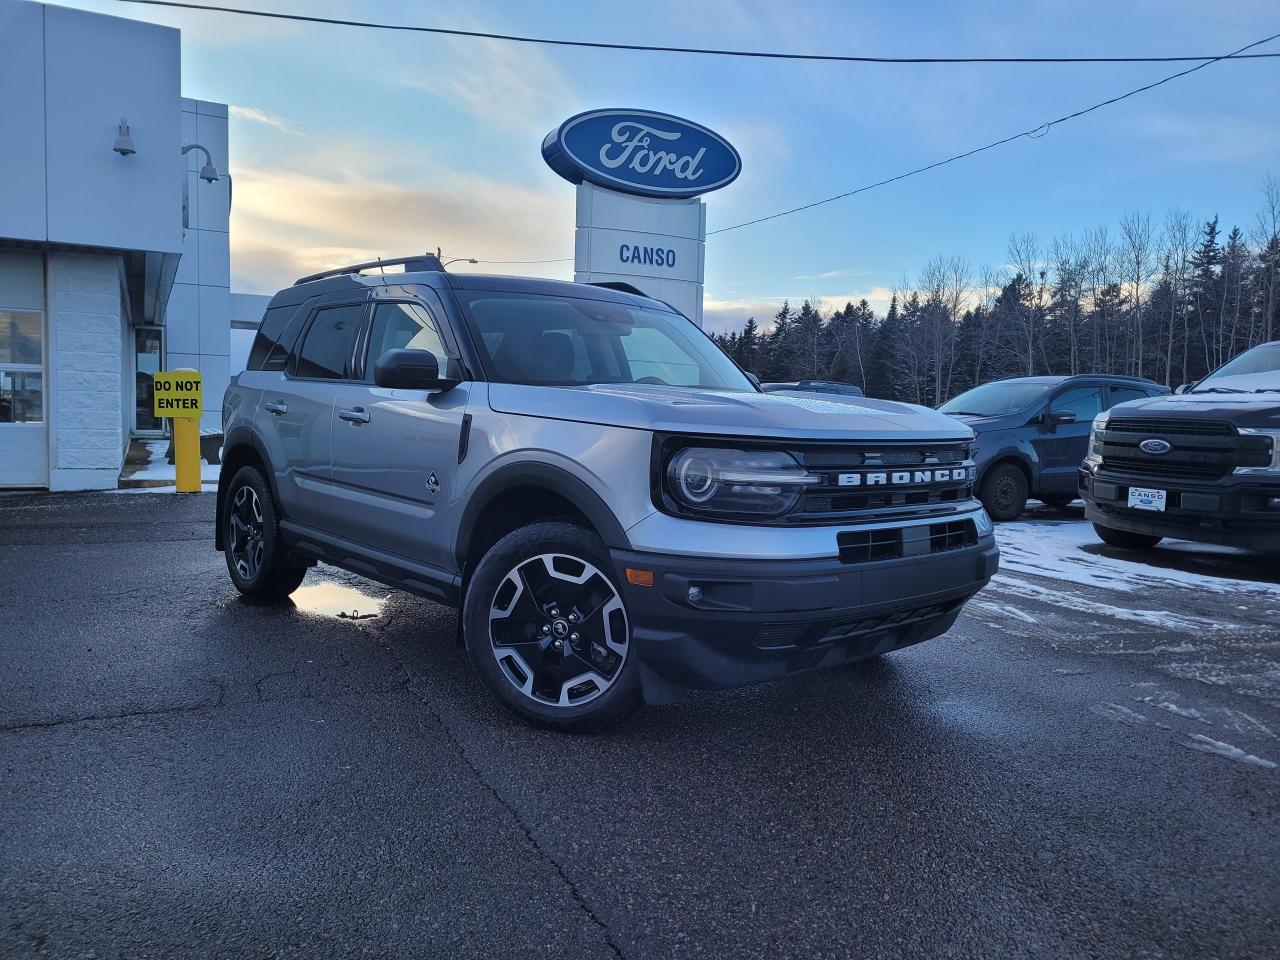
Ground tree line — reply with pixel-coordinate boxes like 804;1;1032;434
711;177;1280;405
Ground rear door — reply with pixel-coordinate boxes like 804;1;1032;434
268;299;366;529
1038;383;1103;493
329;291;470;572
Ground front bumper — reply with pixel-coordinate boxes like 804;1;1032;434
1079;467;1280;551
611;534;998;701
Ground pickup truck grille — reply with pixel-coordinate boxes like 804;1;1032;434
787;442;975;524
1098;419;1269;483
1105;417;1235;437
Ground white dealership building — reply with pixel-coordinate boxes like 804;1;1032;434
0;0;234;489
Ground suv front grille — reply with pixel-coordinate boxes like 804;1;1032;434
837;518;977;564
787;442;975;524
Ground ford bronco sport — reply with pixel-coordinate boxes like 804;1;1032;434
218;254;999;730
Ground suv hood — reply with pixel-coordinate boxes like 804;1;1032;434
488;383;973;441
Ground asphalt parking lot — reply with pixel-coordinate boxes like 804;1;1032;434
2;493;1278;959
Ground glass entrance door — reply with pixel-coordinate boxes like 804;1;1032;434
134;326;164;435
0;309;48;486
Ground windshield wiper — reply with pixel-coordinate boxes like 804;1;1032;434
1252;387;1280;393
1191;386;1248;394
943;410;990;417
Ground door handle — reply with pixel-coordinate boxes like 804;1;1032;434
338;407;371;424
264;400;288;415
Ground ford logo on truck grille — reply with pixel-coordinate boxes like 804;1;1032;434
1139;438;1172;455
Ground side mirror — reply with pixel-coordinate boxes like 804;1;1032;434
1174;383;1190;395
745;371;762;389
1047;410;1077;426
373;349;457;391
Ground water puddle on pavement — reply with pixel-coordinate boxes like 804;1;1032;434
291;582;386;620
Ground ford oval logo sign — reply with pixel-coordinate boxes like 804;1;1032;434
1139;438;1172;455
542;109;741;199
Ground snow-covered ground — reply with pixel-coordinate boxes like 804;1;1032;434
118;439;221;487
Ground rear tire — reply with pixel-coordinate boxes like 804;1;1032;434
979;463;1029;521
1092;522;1162;550
462;521;642;732
222;465;307;600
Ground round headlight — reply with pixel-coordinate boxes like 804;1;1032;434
674;451;718;503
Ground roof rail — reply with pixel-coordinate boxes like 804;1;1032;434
293;253;446;286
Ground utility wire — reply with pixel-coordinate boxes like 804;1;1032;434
709;30;1280;235
115;0;1280;65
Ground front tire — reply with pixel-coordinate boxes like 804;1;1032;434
1092;522;1162;550
222;465;307;600
462;521;642;732
979;463;1029;521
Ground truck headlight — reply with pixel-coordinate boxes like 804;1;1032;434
1236;428;1280;475
665;447;820;518
1085;410;1110;466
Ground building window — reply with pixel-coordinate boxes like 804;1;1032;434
134;327;164;433
0;311;43;424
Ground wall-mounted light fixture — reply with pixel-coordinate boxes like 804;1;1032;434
112;118;136;156
182;143;220;183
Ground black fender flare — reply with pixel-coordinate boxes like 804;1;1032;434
215;426;277;551
453;461;631;571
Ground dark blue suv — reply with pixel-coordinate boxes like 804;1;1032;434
940;375;1169;520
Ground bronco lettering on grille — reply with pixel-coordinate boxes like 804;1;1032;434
836;468;973;487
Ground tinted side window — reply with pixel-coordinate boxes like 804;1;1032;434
1108;386;1149;408
247;305;306;371
1051;386;1102;421
365;303;447;381
295;304;364;380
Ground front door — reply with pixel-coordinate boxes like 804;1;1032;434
329;299;469;573
1037;384;1103;494
0;309;48;487
133;326;164;436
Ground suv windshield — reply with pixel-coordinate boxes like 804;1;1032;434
458;291;754;390
1195;342;1280;391
939;380;1050;417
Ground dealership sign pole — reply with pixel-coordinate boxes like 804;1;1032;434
542;109;741;327
152;370;203;493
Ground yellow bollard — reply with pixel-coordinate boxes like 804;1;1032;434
173;415;202;493
152;369;204;494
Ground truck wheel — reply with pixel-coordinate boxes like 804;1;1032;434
979;463;1028;521
222;465;307;600
462;521;642;732
1092;522;1162;550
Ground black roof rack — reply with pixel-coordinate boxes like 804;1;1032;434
293;253;446;286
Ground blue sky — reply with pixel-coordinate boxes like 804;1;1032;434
68;0;1280;330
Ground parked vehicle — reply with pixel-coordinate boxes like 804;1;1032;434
1080;341;1280;552
217;254;998;730
761;379;865;398
939;375;1169;521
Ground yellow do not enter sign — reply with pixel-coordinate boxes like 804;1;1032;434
153;371;203;419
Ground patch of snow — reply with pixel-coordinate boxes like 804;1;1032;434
1181;734;1276;769
127;440;221;483
994;520;1277;598
1091;702;1152;726
970;599;1039;624
992;576;1219;631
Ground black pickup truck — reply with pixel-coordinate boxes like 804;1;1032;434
1079;341;1280;552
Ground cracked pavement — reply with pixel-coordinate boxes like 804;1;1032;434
2;492;1278;959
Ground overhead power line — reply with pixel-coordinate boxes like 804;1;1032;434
115;1;1280;65
709;30;1280;235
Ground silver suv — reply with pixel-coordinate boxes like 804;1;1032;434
218;254;998;730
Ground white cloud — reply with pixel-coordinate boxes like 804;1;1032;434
396;36;576;135
229;104;302;136
703;287;897;334
228;160;573;293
